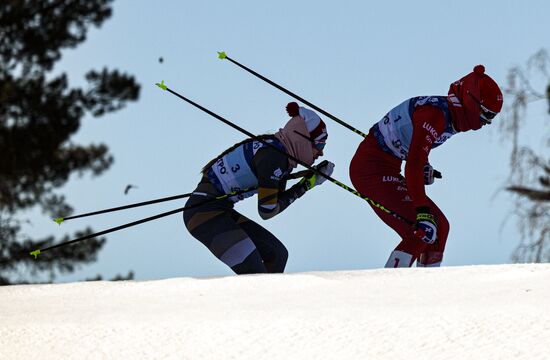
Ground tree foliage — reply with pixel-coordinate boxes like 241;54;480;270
501;49;550;262
0;0;140;284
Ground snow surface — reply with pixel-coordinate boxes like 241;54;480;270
1;264;549;359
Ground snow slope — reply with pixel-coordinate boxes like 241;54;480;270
1;264;549;359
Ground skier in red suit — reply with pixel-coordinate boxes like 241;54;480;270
349;65;503;267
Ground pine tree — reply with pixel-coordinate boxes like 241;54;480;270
0;0;140;284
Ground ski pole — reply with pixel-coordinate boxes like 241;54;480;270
30;188;256;259
53;192;194;225
155;80;413;226
53;170;311;225
217;51;368;138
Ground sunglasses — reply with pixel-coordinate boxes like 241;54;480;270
314;141;326;152
293;130;327;151
467;91;498;124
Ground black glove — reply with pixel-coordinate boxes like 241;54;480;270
423;164;442;185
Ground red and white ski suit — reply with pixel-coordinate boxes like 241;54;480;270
350;96;456;267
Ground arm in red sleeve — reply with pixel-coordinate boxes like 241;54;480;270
405;105;446;211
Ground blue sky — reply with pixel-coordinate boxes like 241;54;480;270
25;0;549;281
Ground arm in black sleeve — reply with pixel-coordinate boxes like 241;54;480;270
252;148;307;220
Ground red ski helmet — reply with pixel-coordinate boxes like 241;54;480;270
448;65;503;132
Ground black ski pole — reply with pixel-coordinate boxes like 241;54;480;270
30;188;256;259
53;170;312;225
217;51;368;138
155;80;413;226
54;192;194;225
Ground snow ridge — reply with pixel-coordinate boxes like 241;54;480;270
1;264;549;359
